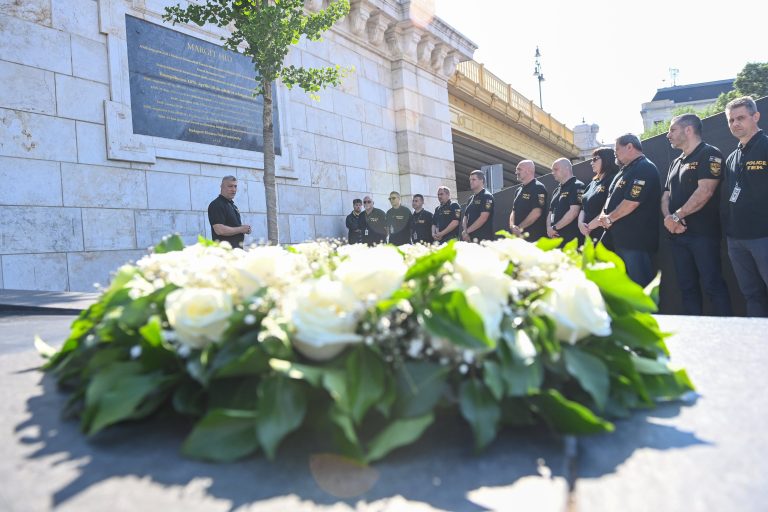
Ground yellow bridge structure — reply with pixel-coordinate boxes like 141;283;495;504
448;60;579;190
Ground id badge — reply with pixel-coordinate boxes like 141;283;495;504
729;185;741;203
364;229;369;236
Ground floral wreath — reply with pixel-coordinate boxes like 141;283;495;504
39;234;693;463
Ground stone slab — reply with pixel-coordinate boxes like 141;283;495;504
573;315;768;512
0;289;97;313
0;314;568;511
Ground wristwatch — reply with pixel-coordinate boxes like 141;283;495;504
671;212;681;223
604;216;613;226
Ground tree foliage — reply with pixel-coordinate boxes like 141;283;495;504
163;0;351;243
641;61;767;140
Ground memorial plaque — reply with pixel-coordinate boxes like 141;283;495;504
126;15;281;154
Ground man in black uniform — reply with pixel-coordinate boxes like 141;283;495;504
345;198;365;244
362;195;387;245
462;169;495;242
410;194;433;244
385;191;412;245
432;186;461;244
723;96;768;317
509;160;547;241
547;158;584;246
662;113;731;316
589;134;661;287
208;175;250;248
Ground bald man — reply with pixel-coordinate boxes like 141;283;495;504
510;160;547;241
547;157;585;246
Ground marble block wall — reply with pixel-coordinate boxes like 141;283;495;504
0;0;475;291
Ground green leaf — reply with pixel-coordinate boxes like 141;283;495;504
172;379;205;416
365;413;434;463
563;346;610;411
585;263;657;314
423;290;494;350
269;358;325;387
631;355;673;375
404;241;456;280
483;360;505;401
642;368;695;400
139;315;163;346
255;375;307;459
530;389;614;434
82;361;170;435
344;346;387;425
153;234;185;253
328;405;363;460
610;313;670;357
182;409;259;462
459;379;501;450
392;361;449;418
535;238;562;251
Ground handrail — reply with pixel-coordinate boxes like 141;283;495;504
455;60;574;144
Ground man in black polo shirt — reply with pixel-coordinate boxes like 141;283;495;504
509;160;547;241
462;169;495;242
208;175;250;248
723;96;768;317
432;186;461;244
345;198;365;244
662;113;731;316
547;158;584;246
589;134;660;287
410;194;433;244
362;195;387;245
385;191;412;246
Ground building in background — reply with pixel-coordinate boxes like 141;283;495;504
640;79;734;131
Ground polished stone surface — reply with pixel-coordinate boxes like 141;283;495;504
0;312;765;511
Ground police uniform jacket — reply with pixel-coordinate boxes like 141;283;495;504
512;180;547;241
549;176;585;245
363;208;387;245
386;206;412;245
433;201;461;242
724;130;768;239
605;156;661;251
666;142;724;238
582;171;617;246
411;209;434;244
465;188;495;241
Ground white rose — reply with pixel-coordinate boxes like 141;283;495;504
165;287;233;349
334;245;407;301
486;238;567;271
285;277;364;361
235;246;309;297
534;268;611;344
464;286;504;342
453;242;511;305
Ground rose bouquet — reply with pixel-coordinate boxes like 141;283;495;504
39;234;693;463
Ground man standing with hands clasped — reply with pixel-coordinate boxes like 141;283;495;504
723;96;768;317
509;160;547;241
462;170;495;242
662;114;731;316
432;186;461;243
208;175;251;248
589;134;660;287
547;158;584;246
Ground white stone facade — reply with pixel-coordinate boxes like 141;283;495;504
0;0;475;291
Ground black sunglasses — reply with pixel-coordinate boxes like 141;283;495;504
591;156;601;162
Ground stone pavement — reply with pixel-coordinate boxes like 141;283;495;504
1;293;766;511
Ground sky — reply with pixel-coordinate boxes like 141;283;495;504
430;0;766;144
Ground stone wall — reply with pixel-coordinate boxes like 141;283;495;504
0;0;475;291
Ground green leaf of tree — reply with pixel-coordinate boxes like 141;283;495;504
563;346;610;411
182;408;259;462
365;414;434;463
153;234;185;254
344;346;387;425
459;379;501;450
255;375;307;459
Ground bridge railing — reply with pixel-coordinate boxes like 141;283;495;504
455;60;574;144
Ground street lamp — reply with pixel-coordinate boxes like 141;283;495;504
533;46;544;109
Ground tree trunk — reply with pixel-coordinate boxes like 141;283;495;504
263;79;279;244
